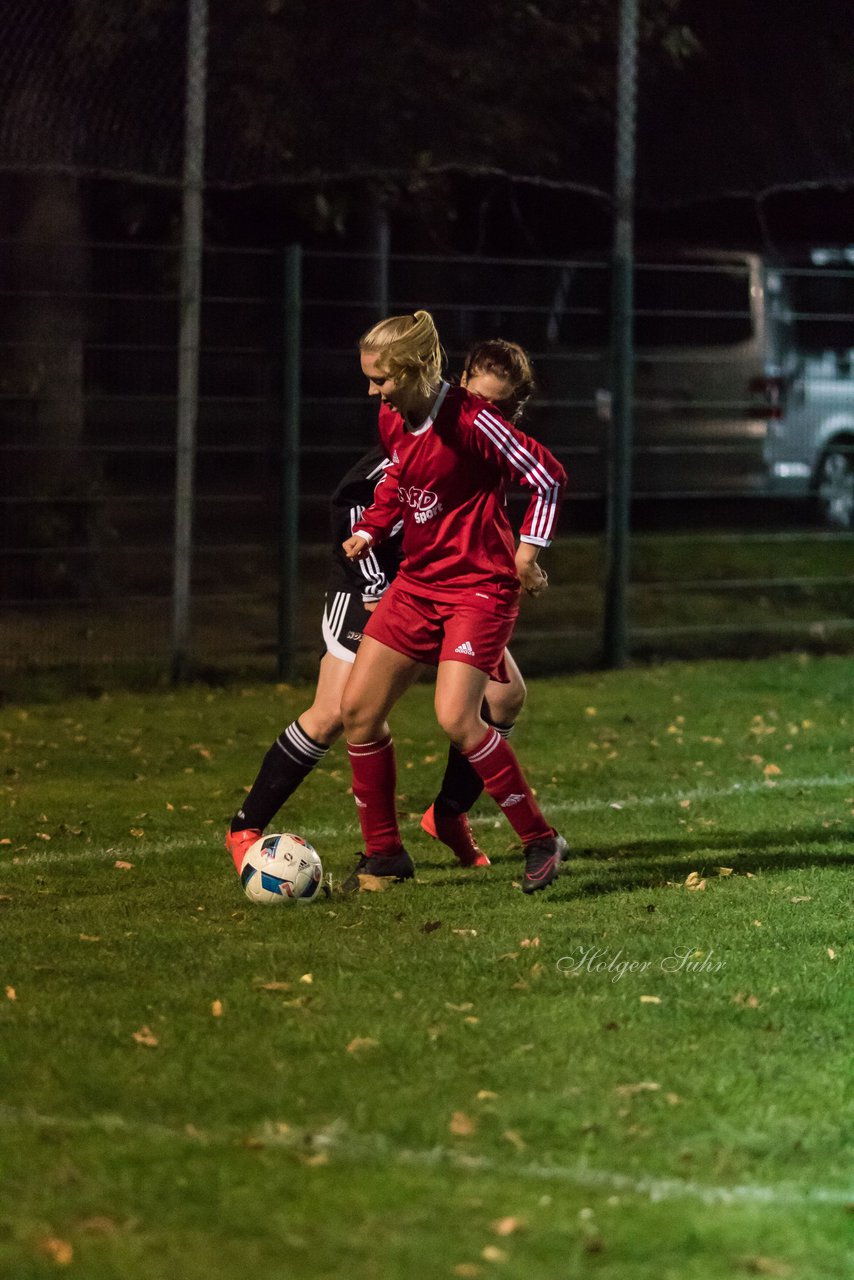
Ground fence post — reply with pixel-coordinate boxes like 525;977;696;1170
171;0;208;682
278;244;303;680
602;0;639;668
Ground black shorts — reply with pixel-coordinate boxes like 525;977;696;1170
320;590;371;664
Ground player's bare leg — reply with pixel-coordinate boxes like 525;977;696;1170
299;652;352;744
485;649;526;727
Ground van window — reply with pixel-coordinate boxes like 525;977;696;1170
549;260;754;349
634;264;754;348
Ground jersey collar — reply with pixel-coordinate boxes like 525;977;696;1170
408;380;450;436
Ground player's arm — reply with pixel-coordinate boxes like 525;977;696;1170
466;404;566;588
343;467;402;560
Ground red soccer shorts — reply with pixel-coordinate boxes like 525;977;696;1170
363;583;518;683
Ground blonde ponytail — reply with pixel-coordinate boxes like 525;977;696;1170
359;309;443;397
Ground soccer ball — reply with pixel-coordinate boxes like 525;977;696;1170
239;832;324;906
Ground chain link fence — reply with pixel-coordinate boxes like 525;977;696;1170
1;243;852;683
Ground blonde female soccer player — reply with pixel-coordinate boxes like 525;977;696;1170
341;311;567;894
225;339;539;875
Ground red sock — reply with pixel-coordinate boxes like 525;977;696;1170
463;728;554;845
347;735;404;857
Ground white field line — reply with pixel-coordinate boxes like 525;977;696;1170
0;1105;849;1209
5;772;853;866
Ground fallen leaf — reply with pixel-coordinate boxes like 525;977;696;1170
827;948;837;960
79;934;100;942
355;874;392;892
114;860;133;870
301;1151;329;1167
5;985;16;1002
453;1265;484;1278
346;1036;379;1054
520;937;540;948
254;980;292;992
498;952;519;960
740;1258;793;1277
477;1090;499;1101
77;1216;121;1235
731;992;761;1008
789;896;811;904
452;928;477;937
299;973;313;984
679;799;691;809
639;995;661;1004
481;1245;507;1263
684;871;706;891
717;867;734;877
763;764;782;777
446;1002;474;1013
503;1129;526;1151
491;1217;524;1236
464;1015;480;1025
614;1081;661;1097
211;1000;223;1017
449;1110;477;1137
131;1025;158;1047
38;1237;73;1266
129;828;145;839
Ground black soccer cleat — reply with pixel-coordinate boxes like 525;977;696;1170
522;833;567;894
340;849;415;895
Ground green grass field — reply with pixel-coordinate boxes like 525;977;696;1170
1;654;851;1279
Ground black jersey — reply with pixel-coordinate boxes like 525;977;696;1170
326;445;403;600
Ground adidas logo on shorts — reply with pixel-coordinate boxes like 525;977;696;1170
454;640;476;656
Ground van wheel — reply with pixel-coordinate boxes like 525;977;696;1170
817;448;854;529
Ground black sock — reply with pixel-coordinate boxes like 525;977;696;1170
434;705;515;816
231;720;329;833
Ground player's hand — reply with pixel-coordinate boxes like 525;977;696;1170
520;561;548;597
516;548;549;597
343;535;370;560
364;600;379;613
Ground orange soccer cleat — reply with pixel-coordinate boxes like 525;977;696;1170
225;827;262;873
421;804;491;868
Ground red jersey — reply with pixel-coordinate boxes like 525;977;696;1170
351;383;566;606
